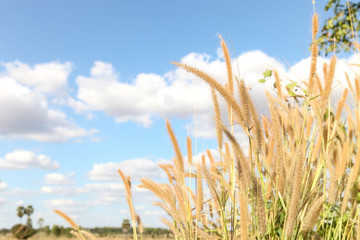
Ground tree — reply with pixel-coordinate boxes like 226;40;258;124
51;225;61;237
24;205;34;227
319;0;360;55
122;219;131;240
16;206;25;224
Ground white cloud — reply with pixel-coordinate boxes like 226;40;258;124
5;188;35;198
41;186;87;196
44;199;84;214
0;181;8;190
74;51;360;139
3;61;72;95
87;158;169;181
0;150;60;170
44;173;75;185
74;51;284;134
0;73;95;142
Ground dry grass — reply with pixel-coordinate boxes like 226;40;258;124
0;233;168;240
53;12;360;240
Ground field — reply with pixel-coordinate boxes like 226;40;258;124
0;233;171;240
5;6;360;240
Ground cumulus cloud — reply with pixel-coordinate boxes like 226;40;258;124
43;173;75;185
2;61;72;95
0;150;60;170
0;62;96;142
74;51;285;136
75;50;360;139
87;158;169;181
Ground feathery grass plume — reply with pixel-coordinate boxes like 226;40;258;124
166;120;185;174
300;195;324;233
237;78;251;128
308;13;318;96
173;185;187;220
217;121;251;186
158;164;174;184
53;209;78;229
322;62;328;83
118;169;132;199
262;116;270;139
249;98;264;154
355;76;360;102
206;149;215;165
171;62;246;129
285;148;304;237
193;227;219;240
211;88;223;148
139;178;174;209
328;164;337;205
186;136;193;165
268;99;284;194
220;35;234;96
118;169;138;240
345;72;354;93
308;38;318;95
273;70;282;99
341;147;360;213
255;179;267;234
224;142;232;173
238;77;264;152
196;163;204;222
305;115;314;139
315;75;323;94
201;154;206;166
336;139;349;181
201;164;221;211
136;214;143;234
321;55;337;108
312;13;318;39
238;177;249;240
160;217;182;237
335;88;349;121
153;201;187;235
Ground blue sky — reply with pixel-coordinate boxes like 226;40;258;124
0;0;356;229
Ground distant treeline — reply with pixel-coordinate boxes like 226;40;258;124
91;226;171;237
1;225;171;237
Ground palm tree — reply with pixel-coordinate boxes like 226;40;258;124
24;205;34;227
16;206;25;224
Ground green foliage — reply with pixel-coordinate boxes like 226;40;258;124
11;224;36;239
16;206;25;221
51;225;62;237
258;69;272;83
319;0;360;55
122;219;131;233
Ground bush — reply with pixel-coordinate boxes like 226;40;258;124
11;224;36;239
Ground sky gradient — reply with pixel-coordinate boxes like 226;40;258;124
0;0;357;229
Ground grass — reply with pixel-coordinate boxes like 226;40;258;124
0;232;168;240
53;11;360;240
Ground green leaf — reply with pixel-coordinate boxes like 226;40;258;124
263;70;272;78
286;82;297;91
258;79;266;83
288;90;296;97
